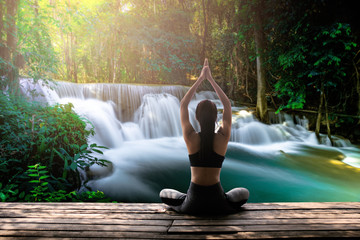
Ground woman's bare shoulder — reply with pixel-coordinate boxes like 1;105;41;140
185;132;201;154
213;131;229;155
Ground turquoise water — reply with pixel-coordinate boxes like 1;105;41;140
87;137;360;203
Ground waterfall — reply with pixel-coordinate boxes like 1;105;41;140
20;78;348;147
53;81;187;122
19;78;360;203
134;93;182;138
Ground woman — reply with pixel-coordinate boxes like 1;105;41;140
160;59;249;215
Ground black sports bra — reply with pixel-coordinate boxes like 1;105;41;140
189;151;225;168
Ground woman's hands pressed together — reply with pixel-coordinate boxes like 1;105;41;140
199;58;210;82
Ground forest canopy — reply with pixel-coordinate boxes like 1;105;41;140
1;0;359;124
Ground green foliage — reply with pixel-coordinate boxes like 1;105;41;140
1;94;86;182
0;164;112;202
269;19;356;111
69;190;113;203
54;143;109;180
17;0;59;83
25;163;66;202
0;182;19;202
0;93;111;202
23;164;111;202
36;0;199;84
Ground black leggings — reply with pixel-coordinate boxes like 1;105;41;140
160;182;249;215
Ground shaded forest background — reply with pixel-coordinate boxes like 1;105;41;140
1;0;360;141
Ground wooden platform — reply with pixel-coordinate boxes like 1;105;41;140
0;202;359;239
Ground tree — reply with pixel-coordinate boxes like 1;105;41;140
267;0;357;142
309;23;356;144
17;0;58;85
200;0;209;62
1;0;20;93
0;0;5;77
253;0;268;122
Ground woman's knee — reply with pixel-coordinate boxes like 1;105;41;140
160;189;186;206
226;187;249;203
160;189;185;199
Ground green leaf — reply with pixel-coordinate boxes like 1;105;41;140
19;191;25;199
0;193;6;201
92;149;103;154
39;175;50;180
39;137;47;154
80;144;88;151
69;162;77;171
29;180;40;183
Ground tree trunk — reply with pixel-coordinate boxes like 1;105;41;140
201;0;208;61
315;81;333;145
323;92;333;146
0;0;3;40
71;33;77;83
0;0;5;76
64;34;71;81
108;32;114;83
5;0;19;94
253;0;268;123
179;0;185;10
59;2;72;82
116;50;122;83
315;82;324;143
355;54;360;124
357;70;360;125
64;0;74;82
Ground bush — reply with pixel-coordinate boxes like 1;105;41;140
0;92;110;202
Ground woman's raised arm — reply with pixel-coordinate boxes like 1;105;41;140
205;65;232;140
180;59;208;141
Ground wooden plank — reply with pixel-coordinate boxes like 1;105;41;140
0;230;232;239
0;212;180;220
233;231;360;239
1;210;360;221
172;218;360;226
0;209;168;215
3;207;360;214
2;202;359;211
2;217;359;227
2;206;360;215
0;202;165;211
2;230;360;240
0;223;169;233
168;224;360;233
242;202;360;210
0;206;165;212
0;218;172;226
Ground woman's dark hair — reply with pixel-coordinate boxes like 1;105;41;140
195;100;217;160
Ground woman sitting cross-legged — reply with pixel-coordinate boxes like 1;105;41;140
159;59;249;215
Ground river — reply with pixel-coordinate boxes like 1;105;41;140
21;79;360;203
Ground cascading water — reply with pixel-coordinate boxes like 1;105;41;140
21;79;360;203
134;93;182;138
